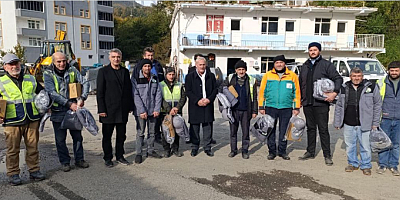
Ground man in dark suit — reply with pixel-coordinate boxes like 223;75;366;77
185;57;218;157
97;48;134;167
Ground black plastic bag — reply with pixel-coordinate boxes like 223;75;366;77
60;110;83;131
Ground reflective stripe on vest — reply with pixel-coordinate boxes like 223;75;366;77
228;74;255;99
377;77;386;101
160;81;181;112
0;75;40;124
44;71;75;109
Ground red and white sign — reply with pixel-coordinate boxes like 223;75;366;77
206;15;224;33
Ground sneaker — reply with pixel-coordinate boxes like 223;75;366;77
242;152;249;159
211;139;217;144
205;150;214;157
345;165;359;172
62;164;71;172
325;157;333;166
29;171;45;181
116;157;130;165
298;152;315;160
75;160;89;168
8;174;22;186
278;154;290;160
171;150;183;157
376;166;387;174
191;149;198;157
228;151;237;158
147;151;162;159
164;150;171;158
105;160;114;168
135;155;143;164
389;167;400;176
267;154;276;160
362;168;372;176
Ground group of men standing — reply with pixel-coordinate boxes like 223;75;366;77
2;41;400;186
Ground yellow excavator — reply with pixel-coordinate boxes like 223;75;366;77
27;30;81;81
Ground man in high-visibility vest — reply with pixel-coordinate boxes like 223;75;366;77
219;60;258;159
259;55;301;161
376;61;400;176
160;67;187;158
43;52;89;172
0;53;45;186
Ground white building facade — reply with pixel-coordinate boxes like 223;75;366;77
0;1;114;67
169;3;385;79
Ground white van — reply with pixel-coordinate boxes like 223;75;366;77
330;57;387;83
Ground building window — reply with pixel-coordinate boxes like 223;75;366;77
16;1;44;12
85;10;90;18
99;41;114;50
60;6;66;15
261;17;278;35
231;20;240;31
261;57;274;73
88;55;93;59
98;11;113;21
29;37;42;47
315;18;331;36
337;22;346;33
98;1;112;7
99;26;114;36
81;25;91;50
286;21;294;32
100;55;104;59
80;9;84;17
54;5;59;14
206;15;224;33
55;22;67;32
28;20;40;29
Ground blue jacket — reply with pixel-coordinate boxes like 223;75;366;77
131;70;162;116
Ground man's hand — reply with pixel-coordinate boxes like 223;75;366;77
335;127;340;130
252;114;257;119
70;103;78;111
170;107;178;116
203;98;211;105
292;109;300;116
198;99;205;107
0;117;3;124
140;112;148;119
372;126;378;130
259;110;265;115
153;112;160;118
99;113;107;117
79;100;85;107
324;92;338;103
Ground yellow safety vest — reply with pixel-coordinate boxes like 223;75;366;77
0;74;40;124
377;77;386;101
43;70;75;110
228;74;255;99
160;81;181;112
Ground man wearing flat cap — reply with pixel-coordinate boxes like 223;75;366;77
258;55;301;160
298;42;343;166
0;53;45;185
219;60;258;159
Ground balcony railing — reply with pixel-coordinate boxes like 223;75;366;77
180;33;385;51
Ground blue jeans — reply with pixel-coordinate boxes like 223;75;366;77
378;119;400;169
52;122;84;165
343;125;372;169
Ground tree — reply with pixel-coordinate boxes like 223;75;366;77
0;43;27;64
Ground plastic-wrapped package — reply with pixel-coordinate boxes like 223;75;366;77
285;116;306;141
370;128;392;153
217;93;235;123
162;114;175;144
60;110;83;131
313;78;337;101
39;112;51;132
76;107;99;136
222;86;238;107
250;115;275;144
172;114;190;142
34;90;52;114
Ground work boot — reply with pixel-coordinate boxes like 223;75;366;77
267;154;276;160
325;157;334;166
298;152;315;160
135;155;143;164
242;152;249;159
30;171;45;181
164;150;171;158
171;150;183;157
362;168;372;176
8;174;22;186
191;149;198;157
228;151;237;158
62;164;71;172
278;154;290;160
345;165;359;172
75;160;89;168
205;150;214;157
